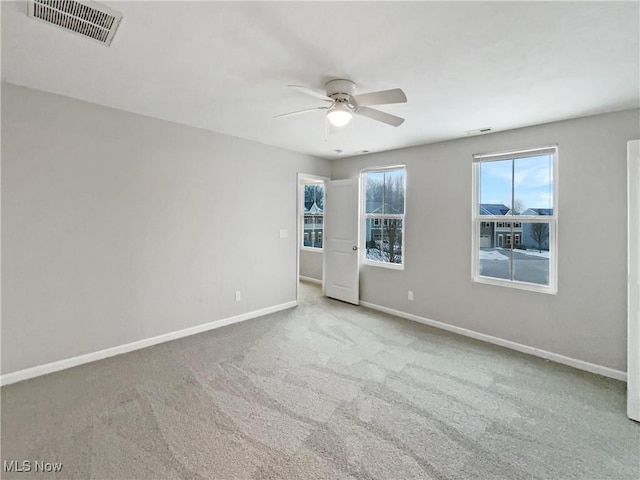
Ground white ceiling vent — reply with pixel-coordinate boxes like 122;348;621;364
466;127;493;136
27;0;122;46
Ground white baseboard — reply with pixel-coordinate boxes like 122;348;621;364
0;301;298;387
360;301;627;382
299;276;322;285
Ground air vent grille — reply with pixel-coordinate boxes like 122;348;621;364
466;127;493;136
27;0;122;46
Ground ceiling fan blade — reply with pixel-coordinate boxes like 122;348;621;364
274;106;330;118
355;106;405;127
352;88;407;107
288;85;333;103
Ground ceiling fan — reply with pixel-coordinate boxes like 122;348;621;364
275;79;407;127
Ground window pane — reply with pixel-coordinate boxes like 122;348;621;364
302;183;323;249
315;185;324;211
513;222;550;285
304;185;313;210
478;220;550;285
478;221;511;280
304;184;324;213
365;172;384;213
513;155;553;215
479;159;512;216
365;218;403;264
303;215;312;247
303;216;324;248
384;169;405;214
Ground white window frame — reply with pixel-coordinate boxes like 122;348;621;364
471;146;558;294
300;179;325;252
361;165;407;270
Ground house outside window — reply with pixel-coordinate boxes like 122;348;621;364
473;147;557;293
362;166;406;268
302;183;324;249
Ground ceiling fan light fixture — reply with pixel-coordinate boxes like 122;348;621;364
278;80;406;128
327;103;352;127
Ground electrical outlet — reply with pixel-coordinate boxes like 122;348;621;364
235;291;241;302
408;290;414;301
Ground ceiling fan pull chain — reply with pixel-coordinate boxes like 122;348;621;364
324;116;328;142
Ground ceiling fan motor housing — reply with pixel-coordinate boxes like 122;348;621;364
325;79;356;110
325;79;355;97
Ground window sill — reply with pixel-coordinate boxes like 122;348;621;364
361;259;404;271
473;275;557;294
300;246;323;253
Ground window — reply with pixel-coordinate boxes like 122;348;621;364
473;147;557;293
362;166;406;268
301;183;324;249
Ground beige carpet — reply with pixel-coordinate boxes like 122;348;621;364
1;281;638;479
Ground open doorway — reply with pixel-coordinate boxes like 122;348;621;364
297;173;328;301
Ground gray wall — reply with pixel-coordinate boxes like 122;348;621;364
299;249;323;281
1;83;331;374
332;108;640;372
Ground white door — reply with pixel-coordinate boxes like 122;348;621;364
628;139;640;422
324;179;359;305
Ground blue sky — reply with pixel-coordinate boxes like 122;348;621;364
479;154;553;212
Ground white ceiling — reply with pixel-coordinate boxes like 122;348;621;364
2;1;638;159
